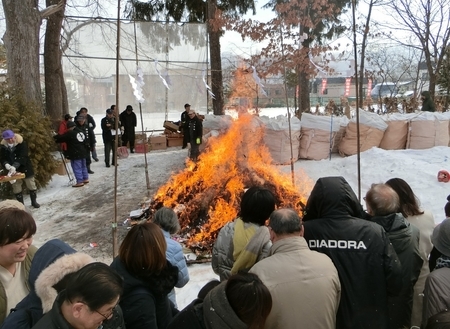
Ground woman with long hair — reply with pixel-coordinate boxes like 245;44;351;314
110;222;178;329
386;177;435;327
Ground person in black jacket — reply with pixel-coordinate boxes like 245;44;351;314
0;129;40;208
75;115;95;174
77;107;99;162
54;121;89;187
101;109;118;167
187;110;202;162
364;183;423;329
110;222;178;329
119;105;137;153
302;176;403;329
180;103;191;149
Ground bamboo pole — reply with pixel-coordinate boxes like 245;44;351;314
112;0;121;258
351;0;362;201
279;26;295;186
132;15;151;194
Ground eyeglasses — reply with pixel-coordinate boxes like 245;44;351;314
78;301;118;321
93;304;118;321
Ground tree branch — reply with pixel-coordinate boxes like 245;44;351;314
40;1;65;19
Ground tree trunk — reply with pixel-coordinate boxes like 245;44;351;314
208;0;224;115
298;69;310;114
45;0;68;128
2;0;42;106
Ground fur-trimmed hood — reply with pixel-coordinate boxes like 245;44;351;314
0;133;23;147
35;252;94;312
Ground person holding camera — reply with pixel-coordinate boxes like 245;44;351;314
101;108;118;167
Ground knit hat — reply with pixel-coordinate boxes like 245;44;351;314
432;218;450;257
0;199;26;211
2;129;14;139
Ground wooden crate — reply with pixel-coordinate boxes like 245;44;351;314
167;137;183;147
163;121;180;132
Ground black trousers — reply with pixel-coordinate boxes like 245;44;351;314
122;132;135;151
104;140;117;165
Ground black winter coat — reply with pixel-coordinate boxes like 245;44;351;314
368;212;423;329
303;176;403;329
119;111;137;135
167;299;205;329
101;116;118;143
53;127;89;160
188;117;202;144
110;257;178;329
0;134;34;178
75;121;96;148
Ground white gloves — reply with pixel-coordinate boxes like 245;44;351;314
4;164;11;171
89;123;93;128
8;166;16;175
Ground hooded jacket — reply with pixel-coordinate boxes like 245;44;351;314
0;134;34;178
110;257;178;329
0;239;93;329
0;245;36;325
421;91;436;112
368;212;423;329
302;176;403;329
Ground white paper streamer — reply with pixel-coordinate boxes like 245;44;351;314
129;67;145;103
202;69;215;99
251;66;267;96
154;60;170;89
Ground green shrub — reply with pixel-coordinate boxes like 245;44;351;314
0;84;58;198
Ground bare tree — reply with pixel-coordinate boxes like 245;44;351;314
381;0;450;99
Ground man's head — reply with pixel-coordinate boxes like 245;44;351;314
67;121;76;130
188;110;196;119
76;115;86;124
2;129;15;144
268;208;303;243
106;109;113;117
126;105;133;113
184;103;191;112
79;107;88;115
365;183;400;216
153;207;180;235
0;208;36;268
239;186;276;226
64;114;73;121
431;218;450;257
61;262;123;329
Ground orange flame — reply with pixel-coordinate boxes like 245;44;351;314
151;114;312;252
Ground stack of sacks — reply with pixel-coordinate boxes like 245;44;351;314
339;110;388;156
259;115;301;165
406;112;450;149
379;113;413;150
331;116;350;153
299;113;341;160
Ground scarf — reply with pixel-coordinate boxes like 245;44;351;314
231;218;270;275
435;255;450;270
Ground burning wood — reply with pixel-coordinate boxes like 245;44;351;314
149;114;312;252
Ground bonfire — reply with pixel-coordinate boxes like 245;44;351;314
150;114;312;253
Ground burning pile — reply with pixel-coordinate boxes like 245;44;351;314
150;114;312;252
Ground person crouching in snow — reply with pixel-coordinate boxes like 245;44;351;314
0;129;40;208
53;121;89;187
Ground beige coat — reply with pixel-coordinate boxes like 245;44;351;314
407;210;435;327
250;236;341;329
